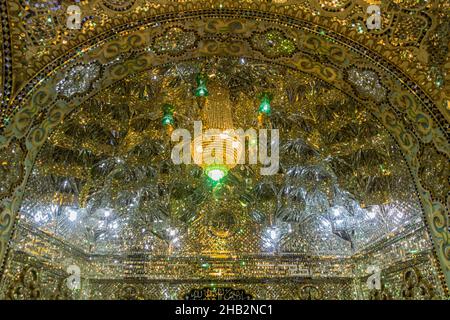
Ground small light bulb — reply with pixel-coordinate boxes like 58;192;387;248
68;209;77;222
208;169;225;181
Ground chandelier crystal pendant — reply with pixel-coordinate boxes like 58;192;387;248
204;165;228;182
192;81;244;184
258;92;273;115
257;92;273;125
162;103;175;132
194;73;209;97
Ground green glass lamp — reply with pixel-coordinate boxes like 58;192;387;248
258;92;273;115
194;73;209;97
204;165;228;183
162;103;175;127
162;114;174;126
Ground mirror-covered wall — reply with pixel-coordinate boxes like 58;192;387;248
0;59;445;299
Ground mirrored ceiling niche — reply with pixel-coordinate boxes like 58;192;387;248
1;58;444;299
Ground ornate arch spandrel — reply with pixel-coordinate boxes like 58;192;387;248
0;12;448;294
2;0;449;123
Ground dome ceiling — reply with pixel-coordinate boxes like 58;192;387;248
0;0;448;299
17;58;424;258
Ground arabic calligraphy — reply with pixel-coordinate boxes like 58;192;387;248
183;287;253;300
255;262;312;276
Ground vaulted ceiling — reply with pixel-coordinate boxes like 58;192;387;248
0;0;448;299
19;58;422;258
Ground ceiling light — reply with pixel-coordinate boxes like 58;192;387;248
68;208;78;222
194;73;209;97
258;92;273;115
205;165;228;182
